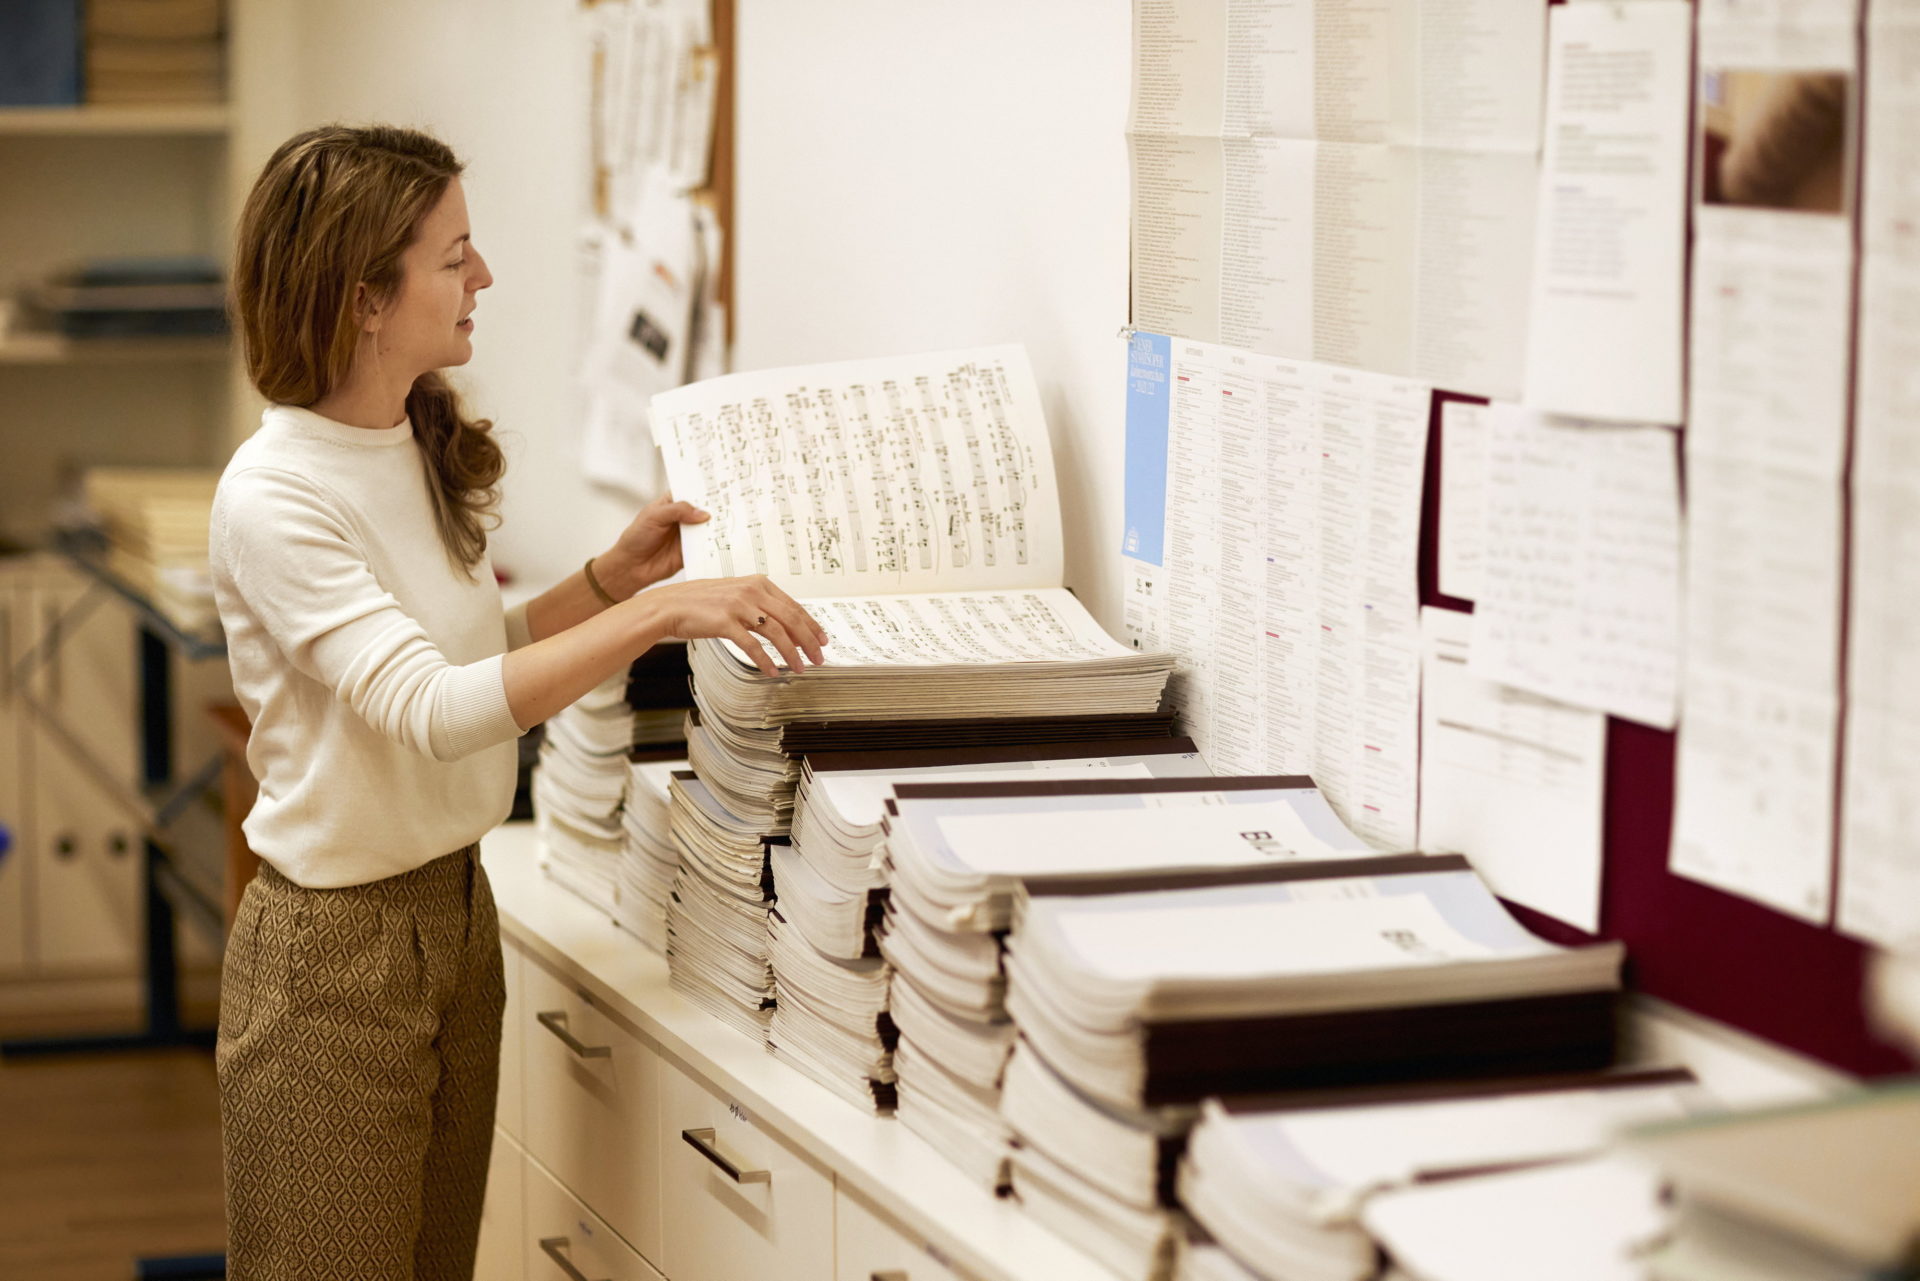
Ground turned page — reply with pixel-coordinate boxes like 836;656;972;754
653;344;1065;599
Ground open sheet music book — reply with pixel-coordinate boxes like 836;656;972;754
652;345;1173;722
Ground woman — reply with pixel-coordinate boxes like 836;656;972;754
212;123;824;1280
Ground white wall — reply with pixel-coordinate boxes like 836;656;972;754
227;0;630;591
733;1;1134;631
226;0;1135;622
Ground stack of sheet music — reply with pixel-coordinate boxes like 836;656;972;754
880;775;1375;1193
534;672;639;915
82;467;220;634
1004;854;1626;1113
1171;1070;1708;1281
86;0;224;104
664;770;778;1038
1632;1084;1920;1281
617;758;686;952
766;739;1210;1115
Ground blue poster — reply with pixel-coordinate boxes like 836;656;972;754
1122;330;1171;567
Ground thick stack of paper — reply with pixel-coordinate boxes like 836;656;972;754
650;345;1174;732
1005;855;1625;1111
881;775;1374;1191
685;588;1175;728
1359;1156;1669;1281
686;705;1181;839
787;739;1207;960
617;758;686;951
1632;1084;1920;1281
534;673;636;914
1175;1070;1707;1281
665;770;777;1038
765;906;896;1112
766;740;1211;1117
83;467;220;634
1000;1038;1195;1281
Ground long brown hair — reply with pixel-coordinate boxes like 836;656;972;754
231;124;503;572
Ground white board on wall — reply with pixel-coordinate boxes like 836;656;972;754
733;0;1133;633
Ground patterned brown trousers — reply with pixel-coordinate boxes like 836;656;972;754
216;844;506;1280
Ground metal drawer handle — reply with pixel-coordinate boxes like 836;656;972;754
872;1273;910;1281
538;1236;609;1281
681;1126;771;1183
536;1010;612;1059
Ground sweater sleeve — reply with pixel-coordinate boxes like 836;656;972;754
213;467;526;763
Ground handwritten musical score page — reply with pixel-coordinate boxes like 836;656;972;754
652;344;1065;601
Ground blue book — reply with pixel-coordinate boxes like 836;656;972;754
0;0;83;107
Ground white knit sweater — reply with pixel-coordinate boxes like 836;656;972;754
210;405;533;888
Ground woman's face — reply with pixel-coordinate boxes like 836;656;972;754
374;177;493;377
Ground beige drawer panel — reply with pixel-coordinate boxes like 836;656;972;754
521;957;663;1265
660;1059;835;1281
525;1153;665;1281
835;1183;968;1281
477;1129;526;1281
499;940;525;1144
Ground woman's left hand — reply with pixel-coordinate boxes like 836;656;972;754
601;493;710;596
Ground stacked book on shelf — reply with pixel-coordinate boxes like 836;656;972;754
86;0;225;104
81;466;220;635
642;345;1179;1069
881;774;1377;1197
1172;1069;1709;1281
25;257;226;339
770;739;1211;1114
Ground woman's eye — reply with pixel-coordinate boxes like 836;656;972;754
447;258;466;270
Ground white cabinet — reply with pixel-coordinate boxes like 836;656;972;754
0;558;143;980
524;1154;665;1281
521;956;664;1266
478;1128;527;1281
659;1055;836;1281
836;1185;969;1281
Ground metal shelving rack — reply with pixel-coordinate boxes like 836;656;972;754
2;531;228;1058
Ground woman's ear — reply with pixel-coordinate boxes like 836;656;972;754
352;281;383;334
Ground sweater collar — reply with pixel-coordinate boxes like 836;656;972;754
265;403;414;448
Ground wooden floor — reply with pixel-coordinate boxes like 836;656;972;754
0;1046;226;1279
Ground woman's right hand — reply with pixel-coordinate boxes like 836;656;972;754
643;574;828;678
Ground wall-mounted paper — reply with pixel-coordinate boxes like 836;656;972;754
1119;334;1429;848
1670;0;1859;922
1437;400;1491;602
1420;607;1608;932
1128;0;1545;401
1524;0;1692;425
1468;406;1683;730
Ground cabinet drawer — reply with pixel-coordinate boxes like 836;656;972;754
835;1184;968;1281
521;958;663;1265
525;1152;665;1281
477;1129;526;1281
660;1059;835;1281
499;940;525;1144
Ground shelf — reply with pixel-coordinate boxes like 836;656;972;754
0;103;228;137
0;330;230;365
